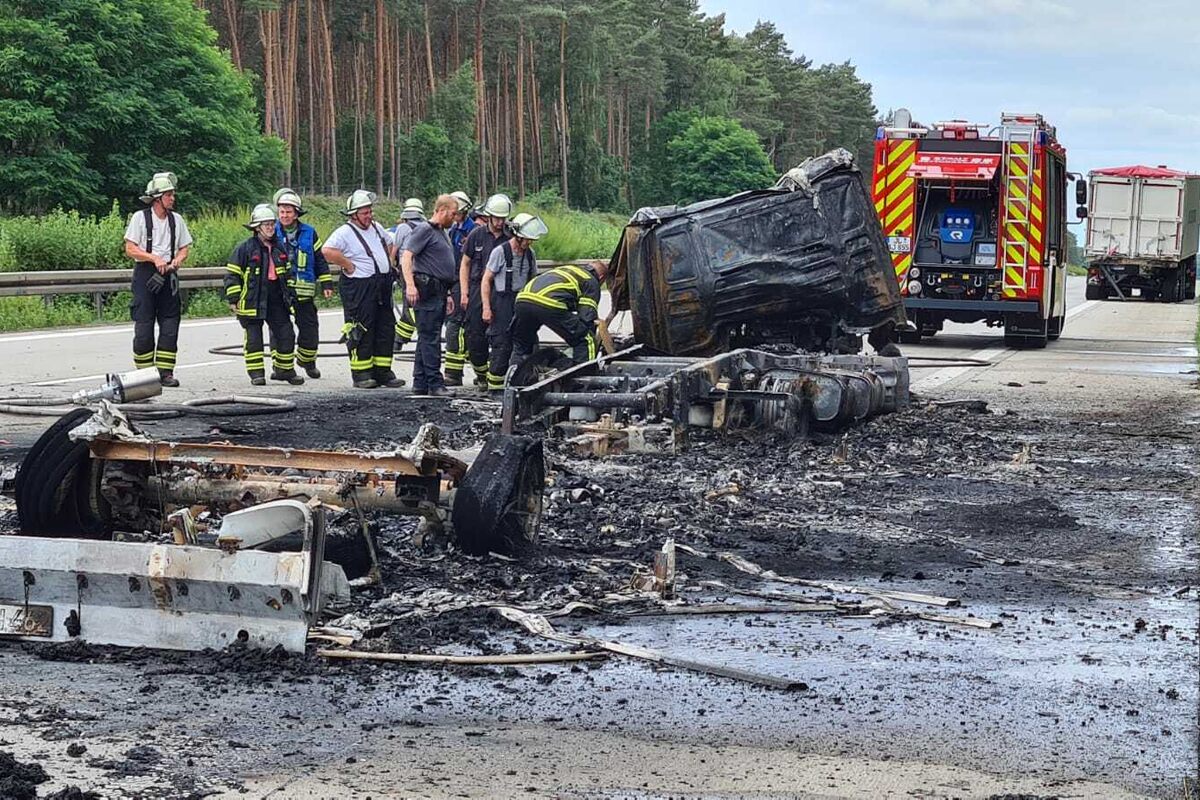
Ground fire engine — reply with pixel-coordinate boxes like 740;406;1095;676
871;110;1086;348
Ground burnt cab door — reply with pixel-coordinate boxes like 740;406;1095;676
655;229;712;354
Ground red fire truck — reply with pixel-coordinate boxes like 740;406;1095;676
871;111;1086;348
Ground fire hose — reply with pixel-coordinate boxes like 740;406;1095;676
0;368;295;418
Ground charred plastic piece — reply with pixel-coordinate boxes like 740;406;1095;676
608;149;907;356
503;345;908;451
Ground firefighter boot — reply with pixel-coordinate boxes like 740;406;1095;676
303;363;322;379
271;370;305;386
159;370;180;388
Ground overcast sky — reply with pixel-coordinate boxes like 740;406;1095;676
699;0;1200;179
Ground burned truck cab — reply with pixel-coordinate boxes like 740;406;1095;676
609;149;906;357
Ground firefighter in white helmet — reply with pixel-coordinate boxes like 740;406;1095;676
482;213;547;394
273;188;332;379
389;197;426;352
223;204;303;385
321;190;404;388
442;190;476;386
122;172;193;387
458;193;513;387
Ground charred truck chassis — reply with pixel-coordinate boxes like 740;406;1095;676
12;405;544;558
502;345;909;452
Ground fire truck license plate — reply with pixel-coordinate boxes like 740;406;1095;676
0;604;53;637
887;236;911;253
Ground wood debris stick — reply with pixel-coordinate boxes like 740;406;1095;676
495;607;806;691
916;612;1000;630
318;649;606;666
675;544;960;608
632;602;839;617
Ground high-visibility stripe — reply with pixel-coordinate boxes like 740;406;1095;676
885;180;913;208
1005;267;1025;287
885;193;915;229
516;293;567;310
578;297;598;310
372;355;392;368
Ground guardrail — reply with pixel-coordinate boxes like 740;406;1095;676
0;259;609;300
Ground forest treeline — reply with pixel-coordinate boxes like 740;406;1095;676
0;0;878;215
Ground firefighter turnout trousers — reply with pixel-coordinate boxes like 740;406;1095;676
443;291;467;381
485;292;518;391
240;280;297;379
294;299;320;368
393;275;417;350
340;274;397;383
464;281;490;379
131;263;182;374
511;302;598;366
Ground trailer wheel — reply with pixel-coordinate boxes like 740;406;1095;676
451;434;544;556
1047;314;1064;341
1085;282;1103;301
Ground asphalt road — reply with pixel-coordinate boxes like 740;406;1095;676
0;277;1195;799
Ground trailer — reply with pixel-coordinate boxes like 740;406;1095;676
871;110;1085;348
1084;166;1199;302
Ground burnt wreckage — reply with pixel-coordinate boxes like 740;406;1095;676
504;148;911;447
2;149;911;651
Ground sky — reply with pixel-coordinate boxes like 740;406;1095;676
699;0;1200;179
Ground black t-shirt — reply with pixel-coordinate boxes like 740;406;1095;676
405;222;457;284
462;225;510;284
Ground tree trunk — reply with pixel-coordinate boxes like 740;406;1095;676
424;1;436;96
558;17;569;205
318;0;338;193
258;9;275;135
474;0;486;197
223;0;243;71
374;0;385;192
306;0;316;189
516;24;526;200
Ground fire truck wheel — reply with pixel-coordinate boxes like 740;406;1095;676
452;434;545;556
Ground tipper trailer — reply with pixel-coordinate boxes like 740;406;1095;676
1084;166;1199;302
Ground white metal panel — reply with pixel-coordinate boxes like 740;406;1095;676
1086;177;1134;256
1134;179;1186;258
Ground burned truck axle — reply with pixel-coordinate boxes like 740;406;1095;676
501;345;909;453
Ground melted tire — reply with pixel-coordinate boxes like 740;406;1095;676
452;434;545;556
15;409;103;537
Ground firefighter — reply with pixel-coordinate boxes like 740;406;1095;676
482;213;546;394
122;172;193;387
321;190;404;389
273;188;332;379
511;260;607;367
390;197;425;352
442;190;475;387
400;194;459;397
458;193;513;388
223;204;303;386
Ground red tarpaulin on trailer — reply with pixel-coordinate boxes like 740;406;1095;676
1090;165;1194;178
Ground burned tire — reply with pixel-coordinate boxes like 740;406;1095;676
15;409;108;537
452;434;544;556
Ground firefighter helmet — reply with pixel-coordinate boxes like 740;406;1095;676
511;213;548;242
139;172;178;204
342;189;377;215
273;187;305;215
244;203;278;230
450;190;472;212
402;197;425;213
480;193;514;218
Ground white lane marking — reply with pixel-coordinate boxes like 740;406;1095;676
911;346;1012;393
28;358;238;387
1065;299;1098;320
0;310;343;345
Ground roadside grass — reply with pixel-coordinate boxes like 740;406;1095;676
1067;264;1087;276
0;197;625;331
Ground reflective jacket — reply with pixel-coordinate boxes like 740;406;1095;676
516;264;601;323
275;222;330;300
224;236;294;319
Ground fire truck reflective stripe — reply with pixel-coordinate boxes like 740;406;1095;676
885;181;912;207
894;253;911;278
885;195;915;228
1005;267;1026;288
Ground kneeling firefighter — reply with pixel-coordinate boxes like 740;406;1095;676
223;204;303;386
321;190;403;388
511;260;608;367
482;213;546;394
273;188;332;379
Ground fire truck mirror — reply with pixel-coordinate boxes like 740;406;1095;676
1076;205;1088;220
1075;178;1087;206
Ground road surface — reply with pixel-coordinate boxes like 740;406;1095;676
0;276;1195;799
